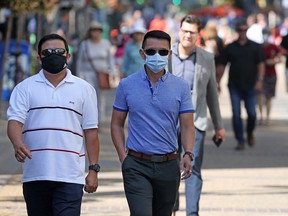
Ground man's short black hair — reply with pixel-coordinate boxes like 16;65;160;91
37;34;69;55
142;30;171;49
235;18;248;31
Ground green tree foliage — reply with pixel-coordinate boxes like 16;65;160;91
0;0;58;14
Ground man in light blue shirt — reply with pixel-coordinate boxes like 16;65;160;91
111;30;195;216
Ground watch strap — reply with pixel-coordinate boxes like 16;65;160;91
183;151;194;161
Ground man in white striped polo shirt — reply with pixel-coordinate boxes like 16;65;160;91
7;33;100;216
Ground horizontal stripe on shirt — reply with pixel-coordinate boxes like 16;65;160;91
22;128;83;137
30;148;85;157
28;106;82;116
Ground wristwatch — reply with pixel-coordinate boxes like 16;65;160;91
89;164;100;172
183;152;194;161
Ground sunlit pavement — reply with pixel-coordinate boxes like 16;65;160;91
0;63;287;215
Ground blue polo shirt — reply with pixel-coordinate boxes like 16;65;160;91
113;66;194;155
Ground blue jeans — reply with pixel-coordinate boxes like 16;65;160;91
185;128;205;216
229;87;257;144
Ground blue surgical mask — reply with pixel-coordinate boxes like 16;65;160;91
145;53;168;73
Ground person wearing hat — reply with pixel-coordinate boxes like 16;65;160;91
76;21;115;125
120;24;147;77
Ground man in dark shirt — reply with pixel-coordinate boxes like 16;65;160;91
216;19;265;150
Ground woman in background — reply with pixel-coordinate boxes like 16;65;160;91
77;21;115;125
120;24;146;77
257;30;281;125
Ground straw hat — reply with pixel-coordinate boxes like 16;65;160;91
89;21;103;31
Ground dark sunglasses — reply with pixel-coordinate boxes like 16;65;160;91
41;48;66;57
237;28;248;32
144;49;169;56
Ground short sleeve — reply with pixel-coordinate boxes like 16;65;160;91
113;81;129;112
81;84;99;129
7;83;29;123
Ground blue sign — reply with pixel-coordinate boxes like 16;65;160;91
0;39;31;101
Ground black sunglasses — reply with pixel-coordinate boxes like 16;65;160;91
144;49;169;56
41;48;66;57
237;28;248;32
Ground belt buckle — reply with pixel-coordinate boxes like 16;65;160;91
150;155;166;162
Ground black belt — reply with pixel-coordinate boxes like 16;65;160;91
127;149;179;163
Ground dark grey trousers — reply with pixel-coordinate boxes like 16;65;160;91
122;155;181;216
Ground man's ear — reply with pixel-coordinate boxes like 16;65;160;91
139;49;146;60
37;55;42;65
66;53;71;62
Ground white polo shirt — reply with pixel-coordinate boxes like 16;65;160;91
7;69;98;184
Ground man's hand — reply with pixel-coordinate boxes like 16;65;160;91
7;120;31;163
215;128;225;142
84;171;98;193
14;143;32;163
119;154;126;164
180;156;192;180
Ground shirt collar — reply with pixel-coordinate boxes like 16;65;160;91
36;69;75;84
140;65;169;82
172;42;196;59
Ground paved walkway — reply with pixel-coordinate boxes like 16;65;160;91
1;168;288;216
0;64;288;215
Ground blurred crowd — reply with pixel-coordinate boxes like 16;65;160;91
1;6;288;77
1;5;288;124
87;9;288;128
77;8;288;71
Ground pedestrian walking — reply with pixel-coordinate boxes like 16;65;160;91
111;30;195;216
170;15;225;216
202;20;224;67
120;23;146;77
257;30;281;126
7;33;100;216
76;21;115;124
216;19;265;150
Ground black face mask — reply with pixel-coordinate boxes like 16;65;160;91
41;54;67;74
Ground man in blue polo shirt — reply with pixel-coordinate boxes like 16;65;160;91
111;30;195;216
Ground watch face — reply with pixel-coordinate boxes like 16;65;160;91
89;164;100;172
